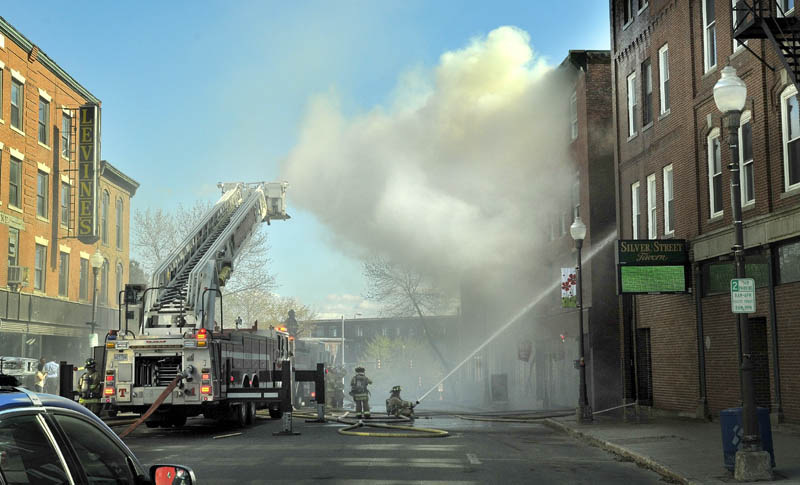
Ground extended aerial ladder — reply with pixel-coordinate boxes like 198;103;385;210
142;182;289;334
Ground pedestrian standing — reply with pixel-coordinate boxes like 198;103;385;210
44;359;59;394
349;366;372;419
34;358;47;393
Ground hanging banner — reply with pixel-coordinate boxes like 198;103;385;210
77;104;100;243
561;267;577;308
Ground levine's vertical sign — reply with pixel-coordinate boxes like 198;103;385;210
78;104;100;243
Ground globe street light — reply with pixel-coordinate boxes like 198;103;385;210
713;65;770;480
570;216;592;424
88;249;104;335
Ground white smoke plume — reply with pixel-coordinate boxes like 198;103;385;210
282;26;574;279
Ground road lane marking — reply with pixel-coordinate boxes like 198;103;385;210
466;453;481;465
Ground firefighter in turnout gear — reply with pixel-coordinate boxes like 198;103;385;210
78;358;103;415
385;385;416;418
349;366;372;418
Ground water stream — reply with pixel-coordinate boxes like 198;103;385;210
417;230;618;403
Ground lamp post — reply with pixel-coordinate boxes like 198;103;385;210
714;65;770;479
88;249;104;336
570;216;592;424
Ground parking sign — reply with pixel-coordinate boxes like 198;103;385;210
730;278;756;313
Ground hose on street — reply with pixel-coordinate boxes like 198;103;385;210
118;373;183;439
335;412;449;438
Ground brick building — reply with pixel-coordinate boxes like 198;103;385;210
0;17;138;365
611;0;800;423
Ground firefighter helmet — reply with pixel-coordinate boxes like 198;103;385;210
85;358;97;369
391;385;401;394
355;366;365;373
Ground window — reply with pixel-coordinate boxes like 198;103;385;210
631;181;641;239
357;326;364;337
38;97;49;145
627;72;637;137
708;129;723;217
10;78;23;130
79;257;89;300
116;198;123;249
61;113;71;158
781;85;800;190
332;327;338;337
647;173;657;238
570;91;578;140
34;244;46;291
777;0;795;16
9;156;21;208
702;255;769;295
100;259;109;304
642;59;653;126
732;0;747;50
777;238;800;284
37;171;48;218
659;44;670;115
8;227;19;266
59;251;69;297
396;327;401;337
116;262;123;304
623;0;635;24
572;178;580;219
0;414;71;484
52;414;137;484
702;0;717;72
663;165;674;234
382;327;388;337
740;111;755;204
102;190;109;244
61;182;70;227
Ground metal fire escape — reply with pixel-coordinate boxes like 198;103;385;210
733;1;800;90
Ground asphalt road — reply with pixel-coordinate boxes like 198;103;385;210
120;412;671;484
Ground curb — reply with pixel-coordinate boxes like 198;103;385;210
543;418;695;485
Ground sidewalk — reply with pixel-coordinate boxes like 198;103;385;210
544;414;800;484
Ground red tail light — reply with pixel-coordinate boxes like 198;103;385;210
311;391;316;398
201;373;210;380
105;375;114;382
201;385;211;394
103;387;115;396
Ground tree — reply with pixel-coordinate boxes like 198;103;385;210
363;256;454;370
222;290;315;336
128;259;148;285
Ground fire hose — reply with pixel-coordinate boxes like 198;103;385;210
118;366;193;439
335;412;449;438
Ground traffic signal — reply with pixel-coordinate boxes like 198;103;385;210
409;359;413;369
377;359;381;369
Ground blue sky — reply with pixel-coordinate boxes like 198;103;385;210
3;1;610;317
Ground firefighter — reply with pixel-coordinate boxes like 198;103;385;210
78;358;102;415
333;366;345;408
385;385;416;418
349;366;372;419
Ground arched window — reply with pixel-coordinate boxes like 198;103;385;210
116;262;124;306
115;198;123;249
102;190;110;244
99;259;109;305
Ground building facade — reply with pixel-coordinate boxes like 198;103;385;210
611;0;800;423
0;17;138;366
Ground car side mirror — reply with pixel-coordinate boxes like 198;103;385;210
150;464;196;485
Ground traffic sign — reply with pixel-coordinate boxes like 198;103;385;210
731;278;756;313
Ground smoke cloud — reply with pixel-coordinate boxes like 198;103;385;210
282;26;574;278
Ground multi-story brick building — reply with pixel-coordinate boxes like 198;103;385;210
0;17;138;365
611;0;800;423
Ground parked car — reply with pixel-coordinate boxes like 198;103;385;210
0;357;38;389
0;377;197;484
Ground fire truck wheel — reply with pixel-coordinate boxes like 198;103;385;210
145;420;159;429
268;407;283;420
246;402;256;425
234;404;248;428
170;414;187;427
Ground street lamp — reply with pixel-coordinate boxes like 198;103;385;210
714;66;770;479
88;249;104;335
569;216;592;424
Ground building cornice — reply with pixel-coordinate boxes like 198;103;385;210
0;16;100;104
99;160;140;197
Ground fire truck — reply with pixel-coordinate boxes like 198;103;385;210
101;182;299;427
